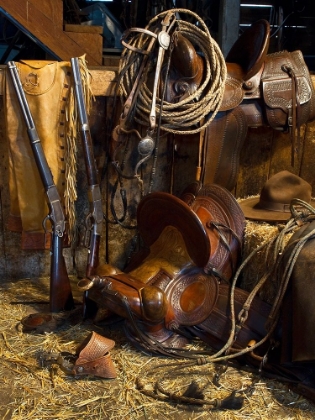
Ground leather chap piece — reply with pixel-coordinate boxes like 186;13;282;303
4;60;75;249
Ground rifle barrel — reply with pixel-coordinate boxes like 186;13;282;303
71;57;103;278
8;60;74;312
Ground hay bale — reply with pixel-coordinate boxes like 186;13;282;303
1;277;315;418
238;219;295;304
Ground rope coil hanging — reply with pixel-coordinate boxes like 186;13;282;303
118;8;227;135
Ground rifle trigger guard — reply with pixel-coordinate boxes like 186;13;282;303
42;214;51;233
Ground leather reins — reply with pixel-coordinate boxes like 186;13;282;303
281;64;302;167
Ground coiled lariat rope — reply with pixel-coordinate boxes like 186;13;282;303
118;8;227;135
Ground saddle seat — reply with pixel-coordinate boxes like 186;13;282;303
220;19;270;111
226;19;270;82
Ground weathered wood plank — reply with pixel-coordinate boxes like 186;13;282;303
64;24;103;34
28;0;62;28
0;0;103;65
82;67;118;96
66;31;103;67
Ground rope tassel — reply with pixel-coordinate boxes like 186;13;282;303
136;378;244;410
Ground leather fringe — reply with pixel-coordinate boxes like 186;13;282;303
65;54;95;246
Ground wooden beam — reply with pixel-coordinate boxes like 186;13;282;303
0;65;117;96
218;0;240;57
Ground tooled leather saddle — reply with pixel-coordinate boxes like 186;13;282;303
201;19;315;190
110;18;315;193
77;183;272;356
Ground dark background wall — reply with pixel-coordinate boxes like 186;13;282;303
0;0;315;281
1;1;315;69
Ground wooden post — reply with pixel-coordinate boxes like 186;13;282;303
218;0;240;57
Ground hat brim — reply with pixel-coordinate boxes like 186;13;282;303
239;196;315;222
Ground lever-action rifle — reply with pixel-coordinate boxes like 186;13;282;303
8;61;75;312
71;57;103;277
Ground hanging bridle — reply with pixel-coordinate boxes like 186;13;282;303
111;11;177;176
106;9;226;228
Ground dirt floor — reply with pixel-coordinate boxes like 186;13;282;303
1;277;315;420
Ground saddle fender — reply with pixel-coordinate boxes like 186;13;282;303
202;107;248;191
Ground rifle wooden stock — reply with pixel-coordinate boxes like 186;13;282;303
8;61;74;312
71;57;103;277
50;230;74;311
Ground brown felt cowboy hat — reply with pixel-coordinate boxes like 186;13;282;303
239;171;315;222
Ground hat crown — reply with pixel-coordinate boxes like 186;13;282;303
259;171;312;206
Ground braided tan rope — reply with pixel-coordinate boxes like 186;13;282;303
118;8;227;135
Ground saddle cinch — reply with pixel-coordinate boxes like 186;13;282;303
195;20;315;190
78;184;272;355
